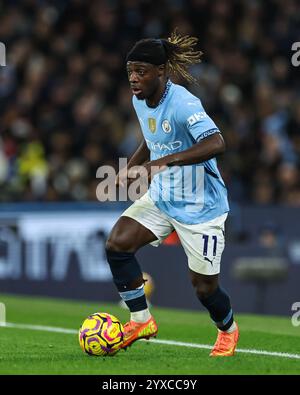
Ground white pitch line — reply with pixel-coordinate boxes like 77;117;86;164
150;338;300;360
1;322;300;360
1;322;77;334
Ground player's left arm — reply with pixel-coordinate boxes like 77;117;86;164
157;132;225;167
147;101;225;168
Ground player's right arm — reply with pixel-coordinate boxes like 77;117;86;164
115;138;150;187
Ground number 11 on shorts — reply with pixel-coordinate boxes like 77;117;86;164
202;235;217;257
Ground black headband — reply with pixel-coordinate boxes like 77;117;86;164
126;39;168;65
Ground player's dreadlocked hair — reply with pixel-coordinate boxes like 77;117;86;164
163;29;203;84
126;29;203;84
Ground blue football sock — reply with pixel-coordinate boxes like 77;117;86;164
119;285;148;312
199;287;234;331
105;249;148;312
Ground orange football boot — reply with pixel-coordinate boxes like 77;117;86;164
210;323;239;357
121;316;158;349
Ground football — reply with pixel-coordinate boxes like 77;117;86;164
79;312;124;356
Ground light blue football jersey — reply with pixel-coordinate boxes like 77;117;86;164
132;80;229;225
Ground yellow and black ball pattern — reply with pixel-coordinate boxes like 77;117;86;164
79;313;124;356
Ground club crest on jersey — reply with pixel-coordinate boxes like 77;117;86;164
148;118;156;133
162;119;172;133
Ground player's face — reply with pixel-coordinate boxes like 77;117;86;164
126;61;162;100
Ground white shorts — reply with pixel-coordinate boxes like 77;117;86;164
121;192;227;275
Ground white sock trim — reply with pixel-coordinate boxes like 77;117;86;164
225;321;237;333
130;308;151;323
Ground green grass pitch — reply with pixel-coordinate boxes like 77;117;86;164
0;293;299;375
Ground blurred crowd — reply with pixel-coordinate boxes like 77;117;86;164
0;0;299;205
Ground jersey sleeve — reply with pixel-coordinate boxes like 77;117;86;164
175;99;220;142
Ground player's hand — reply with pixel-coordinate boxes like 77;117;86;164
127;165;149;186
126;162;167;186
115;166;148;187
116;162;167;188
115;167;129;188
